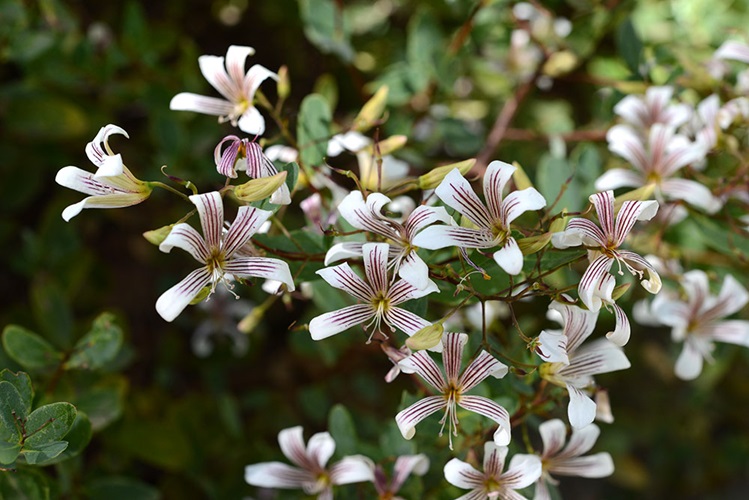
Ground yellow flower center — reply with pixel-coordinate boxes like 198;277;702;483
539;362;566;388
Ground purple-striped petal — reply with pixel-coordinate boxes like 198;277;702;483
483;160;515;221
565;384;597;429
324;242;365;265
159;223;209;263
613;200;658;245
435;168;493;229
555;218;607;248
500;187;547;227
397;251;433;291
243;64;278;100
715;40;749;64
537;330;569;364
316;263;374;301
412;225;494;250
659;179;721;213
482;442;509;478
442;332;467;382
578;255;615;312
190;192;224;251
330;455;375;485
224;257;295;291
616;250;662;294
309;304;375;340
503;453;543;489
398;351;446;390
384;307;432;336
85;124;128;168
306;431;336;468
169;92;235;116
606;124;648;172
558;421;600;458
539;419;568;457
595;168;645;192
223;206;273;257
607;302;631;346
404;205;454;236
589;191;616;239
155;267;212;322
549;453;614;478
225;45;255;87
278;426;314;468
390;454;430;492
198;54;240;101
363;242;391;293
705;273;749;319
443;457;485;489
459;351;508;392
337;191;396;239
245;462;312;489
395;395;447;440
387;277;438;305
562;339;631;380
458;395;512;445
548;301;599;353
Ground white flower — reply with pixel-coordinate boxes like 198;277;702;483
536;301;630;429
552;191;661;345
600;124;720;214
413;161;547;276
444;442;542;500
244;426;373;500
325;190;452;290
372;453;429;500
533;419;614;500
613;86;692;130
635;270;749;380
396;332;511;449
155;192;295;321
170;45;277;135
309;242;438;341
55;124;152;221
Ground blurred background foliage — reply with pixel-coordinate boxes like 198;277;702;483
1;0;749;498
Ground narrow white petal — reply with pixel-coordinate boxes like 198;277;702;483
613;200;658;245
243;64;278;100
577;255;614;312
674;341;705;380
398;351;446;389
659;179;721;213
710;274;749;318
223;206;273;257
388;277;438;305
555;219;606;248
564;339;631;378
443;457;485;489
607;302;631;346
169;93;234;116
606;124;648;171
159;223;209;262
155;267;212;322
404;205;454;235
327;131;371;156
537;330;569;364
617;250;662;294
715;40;749;63
483;160;516;221
278;426;311;467
390;454;430;491
316;263;374;301
549;453;614;478
395;395;446;440
565;384;597;429
559;422;600;458
337;191;395;238
238;106;266;136
199;54;240;101
539;419;568;457
435;168;493;228
482;442;509;477
500;187;546;226
245;462;311;488
224;257;295;291
412;225;494;250
595;169;645;192
93;153;125;178
363;242;390;293
504;454;543;489
225;45;255;86
397;251;432;291
330;455;375;485
458;395;512;446
324;242;365;265
190;192;224;251
385;307;432;336
549;301;599;353
589;191;616;238
459;351;508;392
709;320;749;346
307;431;336;468
493;237;524;275
309;305;374;340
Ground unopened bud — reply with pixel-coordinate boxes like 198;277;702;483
143;224;173;246
418;159;476;190
549;215;567;234
405;323;444;351
238;306;265;334
233;171;287;202
353;85;389;132
614;184;656;210
517;233;552;255
511;161;533;191
364;135;407;156
611;282;632;301
542;50;578;77
277;65;290;100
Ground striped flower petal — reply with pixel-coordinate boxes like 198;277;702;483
224;257;295;291
316;263;374;301
458;351;508;392
159;223;209;263
309;304;375;340
169;93;235;116
223;206;273;257
483;160;516;221
190;192;224;252
412;225;494;250
155;267;213;322
435;168;493;229
395;395;446;440
458;395;512;446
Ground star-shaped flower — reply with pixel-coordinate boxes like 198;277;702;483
536;301;630;429
155;191;295;321
55;124;152;221
325;190;452;290
613;86;692;130
552;190;661;345
309;242;438;341
170;45;277;135
533;419;614;500
244;426;374;500
444;442;542;500
413;161;547;275
396;332;511;449
634;270;749;380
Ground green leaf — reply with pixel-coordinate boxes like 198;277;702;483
298;0;354;62
328;404;357;456
31;280;74;349
279;161;300;194
536;154;582;212
21;441;69;465
72;375;127;431
0;370;33;416
2;325;63;372
0;467;51;500
38;412;91;465
86;477;160;500
616;18;643;75
24;402;77;448
297;94;332;169
0;381;26;443
0;441;21;465
64;313;123;371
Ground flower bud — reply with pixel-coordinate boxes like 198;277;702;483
363;134;407;156
406;323;444;351
418;159;475;190
143;224;174;246
353;85;389;132
276;65;290;100
511;161;534;191
233;171;287;203
518;233;552;255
